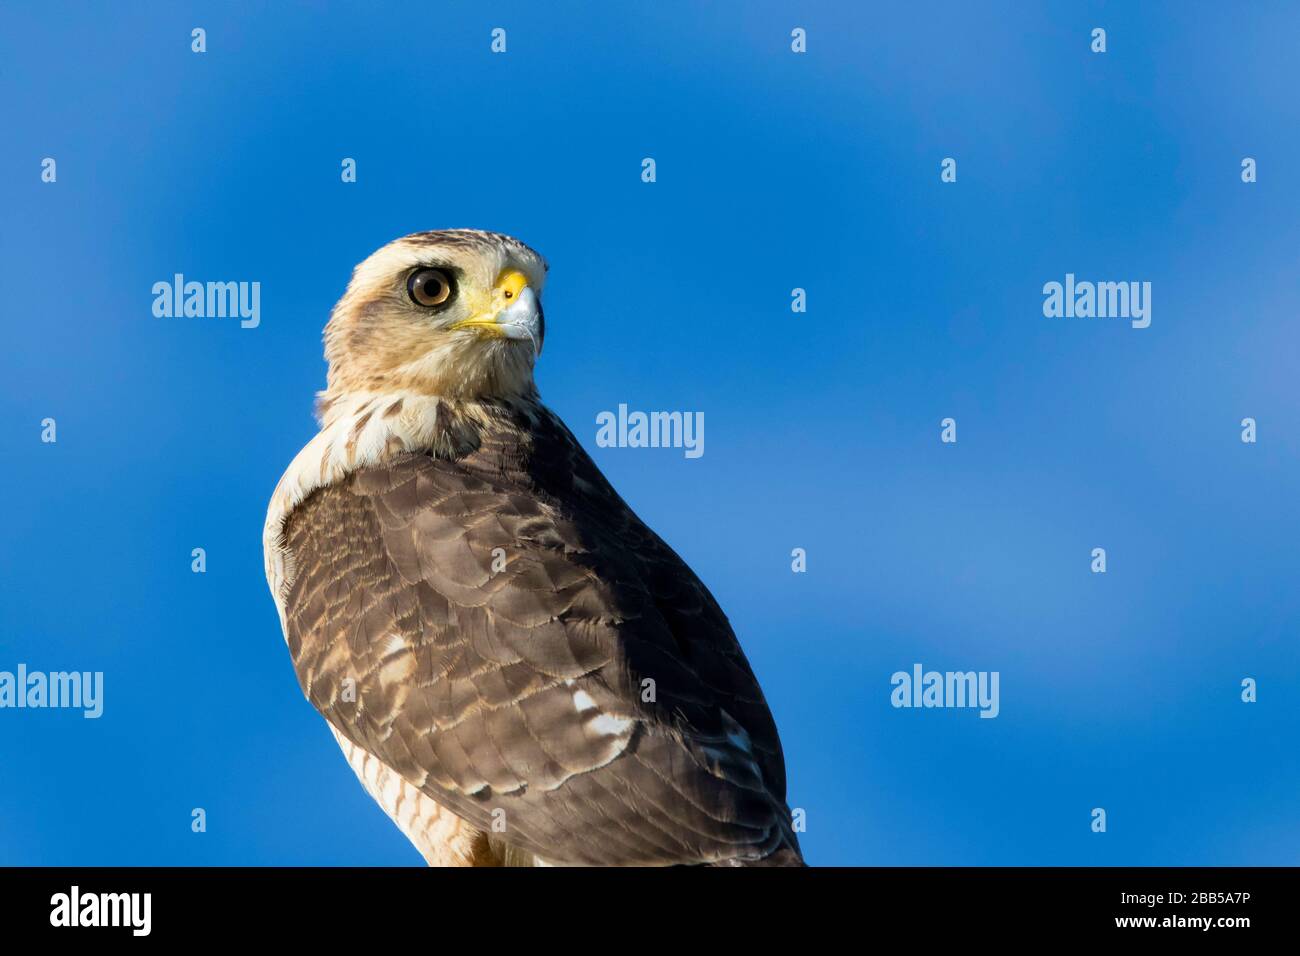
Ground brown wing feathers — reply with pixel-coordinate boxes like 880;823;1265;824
282;402;800;865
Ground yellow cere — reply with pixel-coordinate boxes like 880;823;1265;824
449;270;530;338
496;270;528;300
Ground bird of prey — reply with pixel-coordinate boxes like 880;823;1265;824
263;229;802;866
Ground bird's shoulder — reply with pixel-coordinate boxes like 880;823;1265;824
279;399;798;865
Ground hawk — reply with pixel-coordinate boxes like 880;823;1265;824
263;229;803;866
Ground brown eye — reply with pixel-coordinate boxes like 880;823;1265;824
407;268;455;308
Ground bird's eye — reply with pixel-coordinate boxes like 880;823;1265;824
407;268;455;308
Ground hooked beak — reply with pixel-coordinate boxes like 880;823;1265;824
449;270;544;357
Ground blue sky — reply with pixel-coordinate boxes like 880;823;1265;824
1;1;1297;865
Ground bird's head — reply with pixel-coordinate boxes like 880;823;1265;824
320;229;547;409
